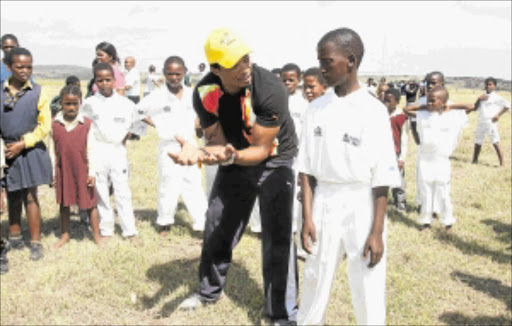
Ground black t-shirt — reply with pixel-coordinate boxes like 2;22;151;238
404;83;419;103
193;64;297;164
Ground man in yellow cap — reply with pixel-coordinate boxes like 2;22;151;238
169;28;298;325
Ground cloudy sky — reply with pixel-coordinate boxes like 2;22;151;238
1;1;511;79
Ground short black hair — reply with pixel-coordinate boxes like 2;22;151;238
60;84;82;100
149;64;156;73
93;62;114;78
304;67;327;86
427;71;445;83
163;55;187;71
485;77;497;86
385;87;401;102
430;85;449;102
65;75;80;86
4;47;32;66
1;34;18;45
281;63;301;78
318;28;364;68
95;42;120;63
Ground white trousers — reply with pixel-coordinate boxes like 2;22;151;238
417;157;455;226
95;143;138;237
157;141;207;230
475;119;500;145
297;183;386;326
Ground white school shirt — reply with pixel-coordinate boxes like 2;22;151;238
477;91;510;122
136;86;197;148
297;88;401;188
81;92;137;145
288;91;308;145
124;68;141;97
417;109;467;159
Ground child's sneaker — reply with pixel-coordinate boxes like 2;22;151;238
8;234;24;249
29;241;44;261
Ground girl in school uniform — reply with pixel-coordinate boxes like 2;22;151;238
0;47;52;261
51;85;102;247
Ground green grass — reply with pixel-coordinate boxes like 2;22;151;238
1;80;511;325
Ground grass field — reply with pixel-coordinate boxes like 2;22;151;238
1;80;511;325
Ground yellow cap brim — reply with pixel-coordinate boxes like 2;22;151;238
217;44;252;69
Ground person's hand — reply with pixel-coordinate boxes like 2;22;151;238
51;177;56;188
211;144;237;165
492;115;499;123
87;176;96;188
363;232;384;268
478;94;489;101
397;160;404;170
168;135;204;165
5;141;25;160
301;219;317;254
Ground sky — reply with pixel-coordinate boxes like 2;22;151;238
1;1;511;79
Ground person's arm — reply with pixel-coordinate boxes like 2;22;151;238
86;126;96;187
492;106;510;122
195;117;204;138
403;104;423;117
447;103;475;113
363;186;388;268
397;117;409;168
6;89;51;159
301;172;317;254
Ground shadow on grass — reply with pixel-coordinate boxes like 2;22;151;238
481;219;512;247
387;205;423;231
451;271;511;311
141;258;264;324
434;229;511;265
439;312;511;326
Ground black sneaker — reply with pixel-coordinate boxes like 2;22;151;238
29;242;44;261
8;234;24;249
0;239;10;274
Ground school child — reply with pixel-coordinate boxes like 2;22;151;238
404;86;471;229
92;42;126;96
0;47;53;261
80;62;138;240
470;77;510;167
297;28;401;325
51;85;102;247
1;34;19;86
383;88;409;211
282;63;308;233
50;76;81;118
137;56;207;234
302;67;328;102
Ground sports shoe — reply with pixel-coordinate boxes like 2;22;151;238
396;203;406;212
29;242;44;261
178;292;222;311
273;319;297;326
8;234;24;249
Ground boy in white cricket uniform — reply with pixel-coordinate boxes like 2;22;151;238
405;86;469;229
137;56;207;232
297;28;400;326
471;77;510;167
81;63;138;238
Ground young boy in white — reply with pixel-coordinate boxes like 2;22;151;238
81;63;138;238
405;86;469;229
297;28;400;325
471;77;510;167
137;56;206;232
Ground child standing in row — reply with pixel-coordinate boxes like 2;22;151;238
404;86;471;230
302;67;327;103
81;63;138;240
0;48;53;260
137;56;207;234
471;77;510;167
51;85;101;247
383;88;409;211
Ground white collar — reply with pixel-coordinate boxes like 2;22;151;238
54;111;85;125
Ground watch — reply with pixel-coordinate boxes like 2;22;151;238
221;151;239;166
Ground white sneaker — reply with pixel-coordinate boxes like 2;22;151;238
178;293;206;310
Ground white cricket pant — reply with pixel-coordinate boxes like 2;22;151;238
417;156;455;226
474;119;500;145
95;142;138;237
297;183;386;326
157;140;207;230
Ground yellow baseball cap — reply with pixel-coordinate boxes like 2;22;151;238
204;28;252;69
